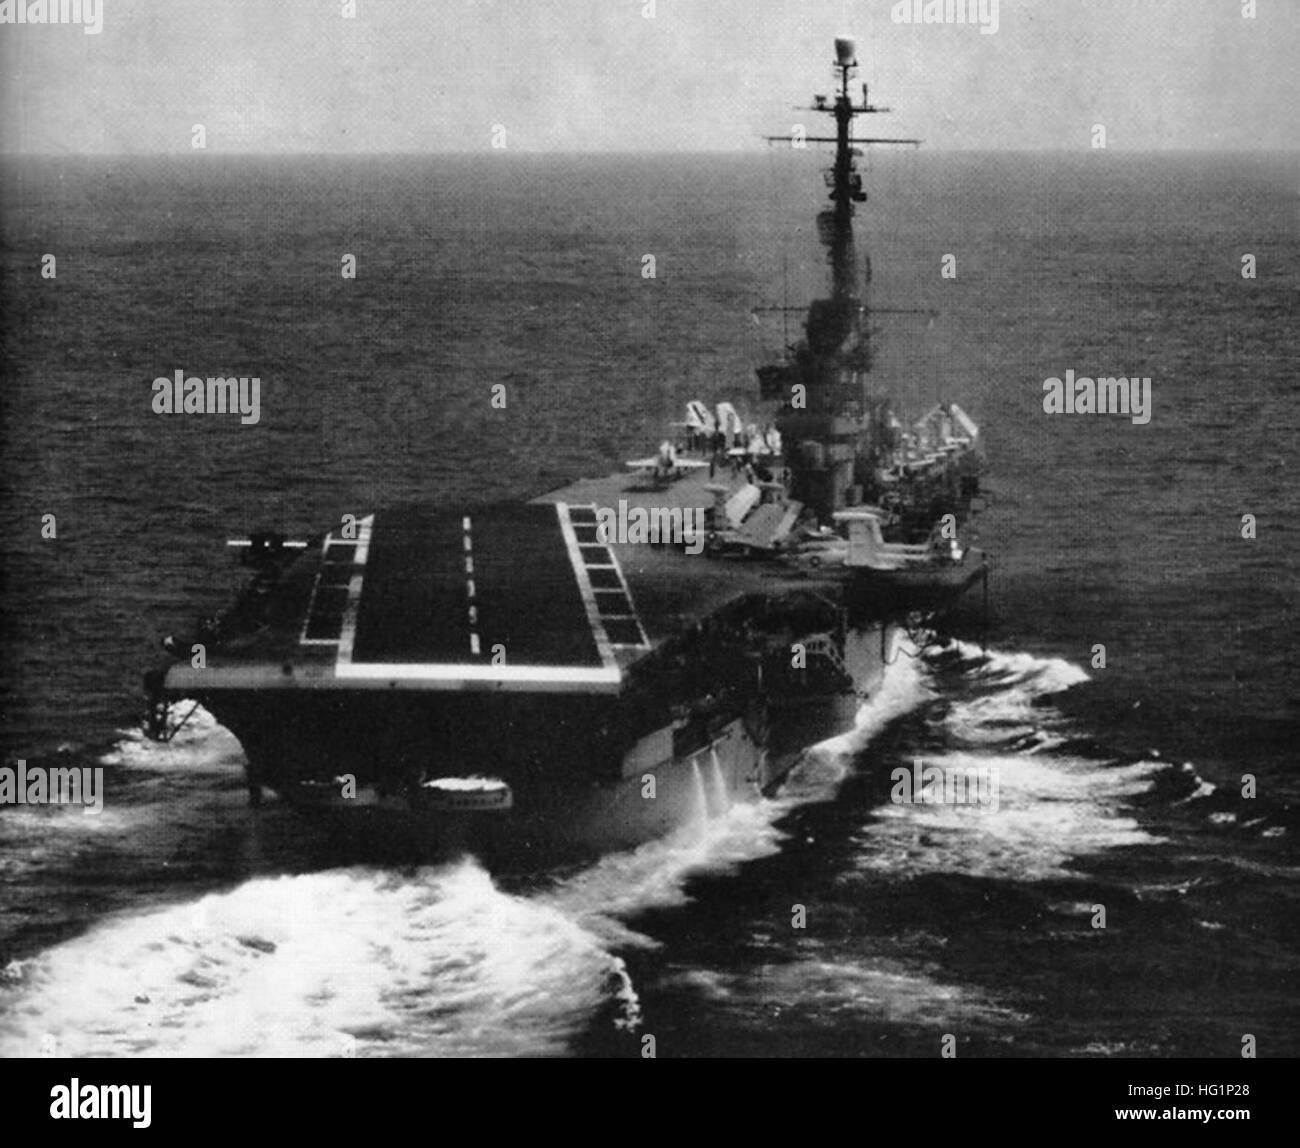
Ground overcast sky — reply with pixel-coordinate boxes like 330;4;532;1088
2;0;1296;154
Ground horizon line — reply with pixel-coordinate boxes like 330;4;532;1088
2;146;1296;159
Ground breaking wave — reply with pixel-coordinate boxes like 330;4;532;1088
847;642;1170;881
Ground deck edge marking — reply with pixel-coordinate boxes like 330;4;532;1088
334;514;375;665
555;502;620;674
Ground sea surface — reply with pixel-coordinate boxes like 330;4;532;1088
0;152;1296;1057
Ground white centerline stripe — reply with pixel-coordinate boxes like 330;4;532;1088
464;516;479;656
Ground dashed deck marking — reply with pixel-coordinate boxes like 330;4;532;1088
464;516;479;656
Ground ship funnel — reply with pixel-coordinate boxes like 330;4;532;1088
834;38;857;66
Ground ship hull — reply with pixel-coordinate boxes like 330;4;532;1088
186;619;889;866
848;562;988;613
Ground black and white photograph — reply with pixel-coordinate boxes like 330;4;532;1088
0;0;1294;1102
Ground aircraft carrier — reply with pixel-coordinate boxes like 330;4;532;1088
143;38;987;864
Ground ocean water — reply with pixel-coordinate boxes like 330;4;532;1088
0;153;1296;1058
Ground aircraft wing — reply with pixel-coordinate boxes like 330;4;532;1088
624;456;710;474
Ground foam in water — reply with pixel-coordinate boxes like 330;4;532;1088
103;704;244;774
852;643;1170;881
539;799;788;945
696;955;1028;1029
936;641;1091;745
781;645;933;802
0;861;624;1058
